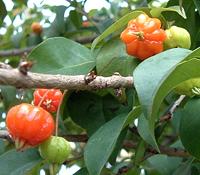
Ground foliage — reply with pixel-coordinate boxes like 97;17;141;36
0;0;200;175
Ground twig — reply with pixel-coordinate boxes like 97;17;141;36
0;130;13;142
0;130;189;157
62;134;88;142
0;47;34;57
0;68;133;90
159;95;186;122
123;140;189;157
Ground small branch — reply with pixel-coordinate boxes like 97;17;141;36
169;95;186;114
123;140;189;157
0;130;189;157
0;130;88;143
0;68;133;90
0;47;34;57
159;95;186;122
0;130;13;142
62;134;88;142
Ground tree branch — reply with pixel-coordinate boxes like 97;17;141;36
0;68;133;90
0;130;188;158
159;95;186;122
123;140;189;158
0;47;34;57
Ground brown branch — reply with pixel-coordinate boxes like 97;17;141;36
62;134;88;142
123;140;189;157
0;130;88;143
0;130;189;157
159;95;186;122
0;47;34;57
0;68;133;90
0;130;13;142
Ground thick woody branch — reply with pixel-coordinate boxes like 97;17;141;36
0;68;133;90
0;47;34;57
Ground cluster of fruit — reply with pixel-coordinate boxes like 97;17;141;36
120;13;191;60
121;13;198;97
6;89;72;170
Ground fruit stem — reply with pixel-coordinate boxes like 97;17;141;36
38;89;50;107
49;164;55;175
49;163;60;175
55;90;68;136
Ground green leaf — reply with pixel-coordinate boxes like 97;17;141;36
84;107;141;175
52;6;66;34
133;48;200;150
69;10;82;29
74;168;89;175
28;37;95;75
0;0;7;26
134;140;146;165
0;140;6;155
0;86;18;110
67;92;123;135
146;154;182;175
0;149;42;175
91;11;144;50
193;0;200;15
96;38;139;76
150;6;186;19
173;158;194;175
179;98;200;159
0;86;32;110
138;114;157;148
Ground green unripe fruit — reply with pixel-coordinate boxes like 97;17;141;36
174;78;200;97
39;136;71;164
164;26;191;49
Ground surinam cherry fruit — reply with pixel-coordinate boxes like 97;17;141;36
120;13;166;60
33;89;63;113
174;78;200;97
6;103;55;150
31;22;43;35
164;26;191;49
39;136;72;164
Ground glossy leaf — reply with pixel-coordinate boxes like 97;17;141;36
74;168;89;175
180;98;200;159
150;6;186;18
96;39;139;76
193;0;200;15
138;114;157;148
67;92;122;135
84;107;141;175
28;37;95;75
146;154;182;175
0;149;42;175
0;0;6;26
133;48;200;149
173;158;194;175
91;11;144;50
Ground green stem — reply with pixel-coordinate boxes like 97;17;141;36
49;164;55;175
49;164;61;175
